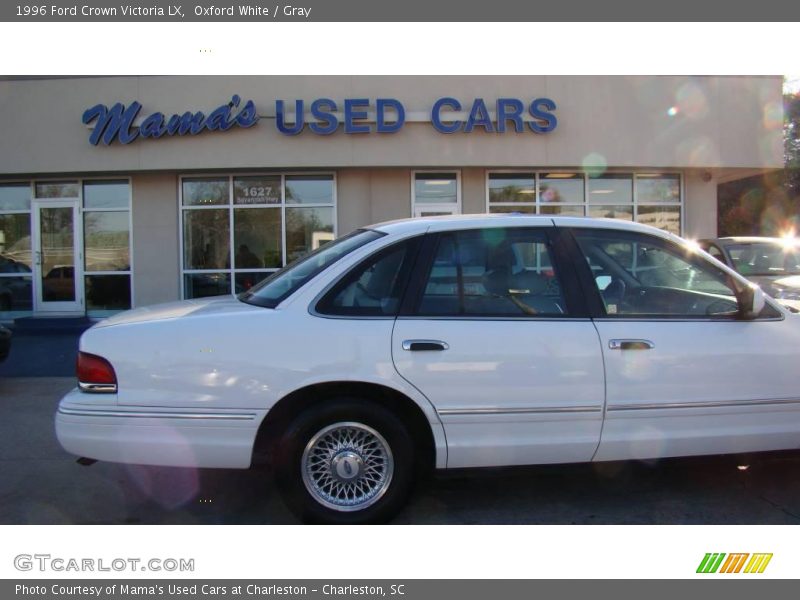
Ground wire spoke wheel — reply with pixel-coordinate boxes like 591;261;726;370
301;421;394;512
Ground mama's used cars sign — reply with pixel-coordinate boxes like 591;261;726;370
82;95;558;145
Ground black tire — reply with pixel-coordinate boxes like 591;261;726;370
275;398;415;524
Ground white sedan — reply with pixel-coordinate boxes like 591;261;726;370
56;215;800;523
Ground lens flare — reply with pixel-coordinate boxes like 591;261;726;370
675;81;709;119
667;106;679;117
582;153;607;178
684;239;701;253
762;100;782;130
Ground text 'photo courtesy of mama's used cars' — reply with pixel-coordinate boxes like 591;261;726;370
55;215;800;523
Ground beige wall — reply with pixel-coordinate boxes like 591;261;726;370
337;169;411;233
683;168;719;239
131;173;180;306
0;75;783;175
461;168;487;214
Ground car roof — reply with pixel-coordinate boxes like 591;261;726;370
369;214;676;239
704;236;800;246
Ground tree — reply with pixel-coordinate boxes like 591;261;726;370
785;91;800;203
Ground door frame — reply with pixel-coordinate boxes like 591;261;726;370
32;198;84;315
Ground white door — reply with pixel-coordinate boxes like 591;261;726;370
413;206;459;218
392;227;606;468
33;199;84;314
568;227;800;462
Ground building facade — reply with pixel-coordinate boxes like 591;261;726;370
0;75;784;319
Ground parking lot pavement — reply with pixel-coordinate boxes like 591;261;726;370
0;332;80;377
2;375;800;525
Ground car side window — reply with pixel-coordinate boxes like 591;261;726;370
316;237;420;317
707;244;725;261
573;229;743;318
416;228;567;317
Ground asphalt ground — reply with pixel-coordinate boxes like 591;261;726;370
1;376;800;525
0;332;79;377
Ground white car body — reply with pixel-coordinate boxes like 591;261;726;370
56;215;800;520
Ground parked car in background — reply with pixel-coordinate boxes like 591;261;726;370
0;256;33;313
56;216;800;524
698;237;800;311
0;324;11;362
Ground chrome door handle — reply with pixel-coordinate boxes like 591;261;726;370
609;339;655;350
35;250;42;266
402;339;449;351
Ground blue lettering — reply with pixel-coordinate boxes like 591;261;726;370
376;98;405;133
82;101;141;145
344;98;371;134
309;98;338;135
205;96;237;132
528;98;557;133
495;98;524;133
84;96;260;144
431;97;462;134
138;112;167;138
464;98;494;133
276;100;304;135
170;112;206;135
234;99;259;128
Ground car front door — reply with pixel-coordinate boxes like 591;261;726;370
392;226;606;468
568;226;800;462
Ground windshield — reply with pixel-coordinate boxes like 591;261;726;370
239;229;385;308
726;242;800;277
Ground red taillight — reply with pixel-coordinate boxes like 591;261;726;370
77;352;117;385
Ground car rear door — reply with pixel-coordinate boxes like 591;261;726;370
567;225;800;462
391;225;606;468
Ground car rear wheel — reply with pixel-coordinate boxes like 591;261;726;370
275;399;415;524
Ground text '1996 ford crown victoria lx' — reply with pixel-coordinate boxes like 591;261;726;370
56;215;800;523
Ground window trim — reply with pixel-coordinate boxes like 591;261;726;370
178;171;337;299
564;227;783;322
411;170;462;217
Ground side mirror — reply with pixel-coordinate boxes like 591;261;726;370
737;284;766;320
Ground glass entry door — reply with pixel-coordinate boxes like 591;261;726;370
33;199;83;313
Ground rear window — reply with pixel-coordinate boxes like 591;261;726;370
239;229;384;308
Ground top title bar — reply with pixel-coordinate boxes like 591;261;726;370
4;0;800;21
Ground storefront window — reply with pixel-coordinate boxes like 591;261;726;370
0;184;31;211
539;173;584;206
636;173;681;203
488;173;535;205
182;178;228;206
234;176;281;205
487;171;682;234
635;174;682;235
588;205;634;221
286;207;335;263
412;171;460;217
82;180;132;316
35;181;79;199
286;174;335;204
588;173;633;204
183;209;230;270
180;173;336;299
0;194;33;316
233;208;282;268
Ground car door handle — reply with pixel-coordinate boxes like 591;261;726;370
608;339;655;350
402;339;449;351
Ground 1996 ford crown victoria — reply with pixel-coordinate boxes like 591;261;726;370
56;215;800;523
